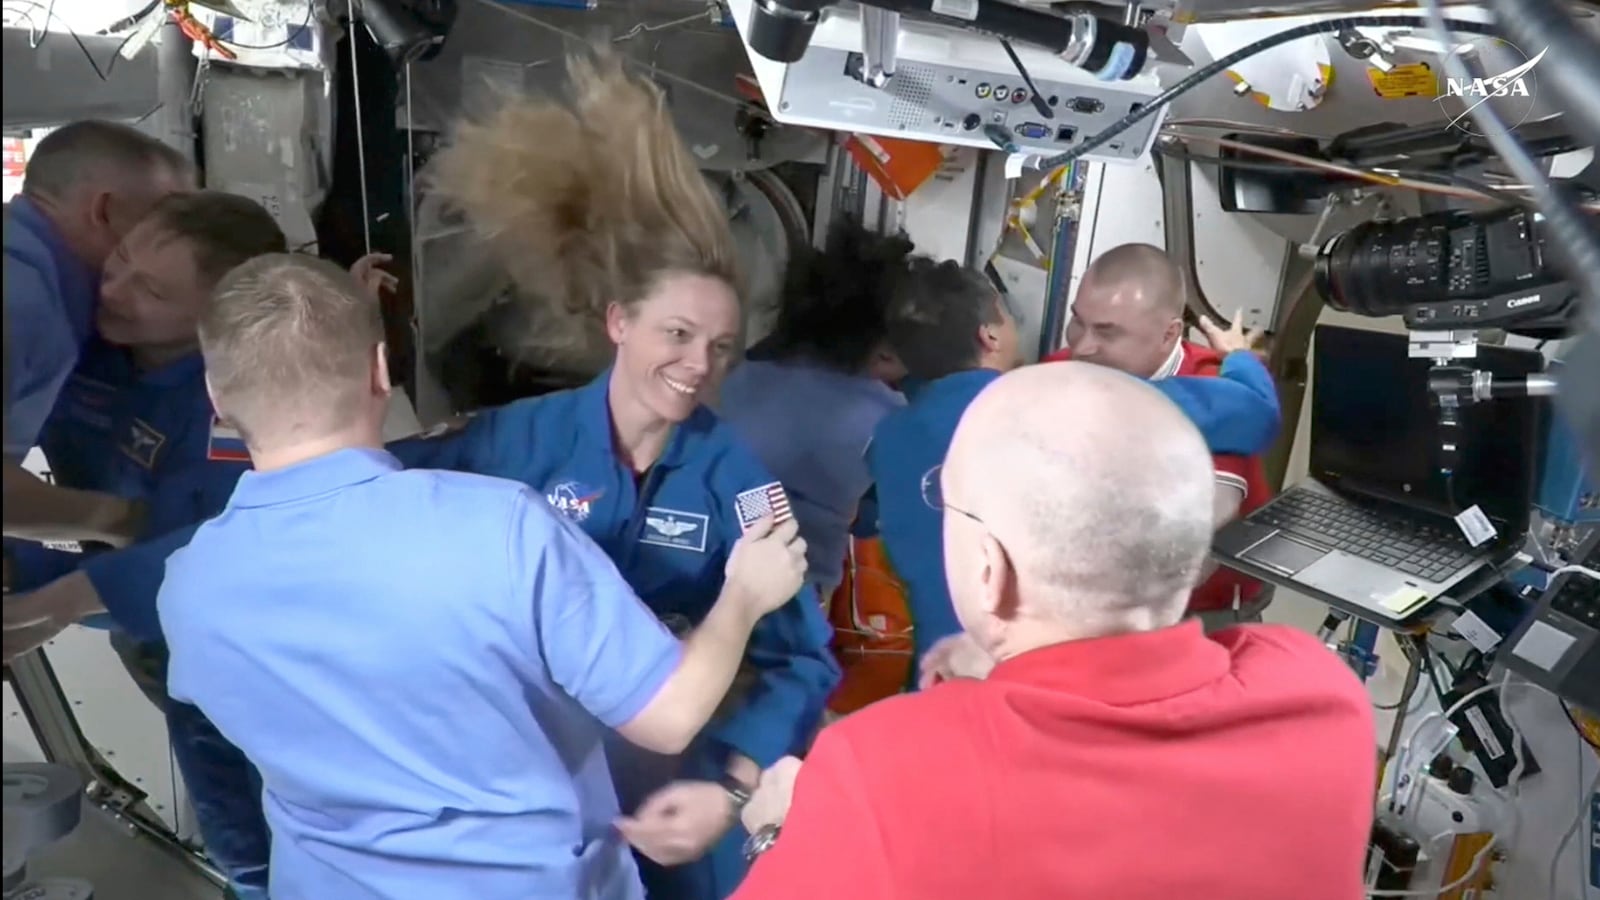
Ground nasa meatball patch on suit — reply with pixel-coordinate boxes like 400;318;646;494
546;480;604;523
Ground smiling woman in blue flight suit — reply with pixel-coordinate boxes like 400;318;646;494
382;58;838;900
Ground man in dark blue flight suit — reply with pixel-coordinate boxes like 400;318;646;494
867;257;1282;668
2;190;290;900
4;121;193;546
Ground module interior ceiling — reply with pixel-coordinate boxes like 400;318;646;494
407;0;824;173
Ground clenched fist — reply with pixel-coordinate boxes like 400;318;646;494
723;516;807;619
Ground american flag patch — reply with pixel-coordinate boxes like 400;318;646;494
733;482;793;533
206;417;250;462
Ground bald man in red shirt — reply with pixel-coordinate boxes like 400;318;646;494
728;363;1375;900
1044;242;1273;628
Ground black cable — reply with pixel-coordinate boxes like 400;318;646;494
1417;639;1453;708
3;0;134;80
218;3;315;51
1489;0;1600;152
1000;39;1053;121
96;0;160;35
1036;16;1501;170
1561;700;1600;750
1419;0;1600;324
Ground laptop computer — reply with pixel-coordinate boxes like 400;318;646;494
1501;528;1599;710
1214;325;1546;624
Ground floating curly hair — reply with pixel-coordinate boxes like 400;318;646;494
766;217;916;373
427;53;743;331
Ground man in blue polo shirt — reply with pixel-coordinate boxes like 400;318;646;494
155;254;809;899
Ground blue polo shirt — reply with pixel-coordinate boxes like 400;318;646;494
4;196;99;460
159;447;681;900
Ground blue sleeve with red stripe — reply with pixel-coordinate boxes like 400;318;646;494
1153;352;1280;456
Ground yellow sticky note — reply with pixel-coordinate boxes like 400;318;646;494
1380;587;1431;615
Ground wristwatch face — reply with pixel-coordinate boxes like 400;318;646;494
743;824;780;861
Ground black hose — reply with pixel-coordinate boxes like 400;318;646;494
1465;0;1600;328
1472;0;1600;472
1036;16;1501;169
1488;0;1600;151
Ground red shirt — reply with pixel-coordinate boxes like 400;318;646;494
1044;343;1272;612
731;623;1376;900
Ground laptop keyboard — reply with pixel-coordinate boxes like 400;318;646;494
1550;540;1600;628
1252;490;1481;583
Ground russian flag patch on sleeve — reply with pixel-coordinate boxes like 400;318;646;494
206;417;251;462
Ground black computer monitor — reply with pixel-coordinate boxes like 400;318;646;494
1310;325;1547;535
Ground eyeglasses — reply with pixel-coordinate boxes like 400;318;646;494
921;464;984;526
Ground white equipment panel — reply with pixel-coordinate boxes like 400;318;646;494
727;0;1167;163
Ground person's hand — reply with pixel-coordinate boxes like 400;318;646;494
616;780;734;865
96;497;146;548
349;252;399;299
918;633;996;690
1196;310;1266;359
740;756;801;834
723;516;807;618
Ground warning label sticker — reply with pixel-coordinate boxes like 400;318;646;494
1369;63;1438;99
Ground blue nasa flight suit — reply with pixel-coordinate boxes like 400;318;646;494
4;196;100;460
388;369;840;900
161;448;684;900
1;338;269;900
868;352;1282;665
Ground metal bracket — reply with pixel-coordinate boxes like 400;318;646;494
5;651;223;886
858;6;898;88
1408;329;1480;360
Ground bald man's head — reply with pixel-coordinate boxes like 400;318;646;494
941;362;1215;648
1065;243;1187;378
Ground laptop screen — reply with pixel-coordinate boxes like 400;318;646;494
1310;325;1546;532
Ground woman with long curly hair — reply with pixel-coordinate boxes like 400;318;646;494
389;55;840;900
716;218;913;601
